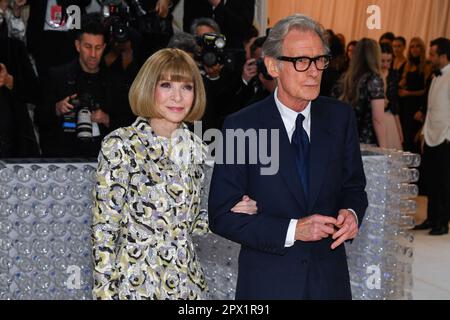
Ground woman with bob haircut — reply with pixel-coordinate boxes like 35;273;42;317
92;48;257;300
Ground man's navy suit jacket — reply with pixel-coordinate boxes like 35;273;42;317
208;94;368;299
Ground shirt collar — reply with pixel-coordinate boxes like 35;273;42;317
274;87;311;131
441;63;450;75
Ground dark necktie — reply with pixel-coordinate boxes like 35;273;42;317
434;69;442;77
291;114;310;198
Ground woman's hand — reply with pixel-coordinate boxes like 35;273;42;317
231;195;258;215
398;89;410;97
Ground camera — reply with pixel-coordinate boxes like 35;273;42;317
99;1;131;44
256;59;273;80
63;93;100;140
98;0;171;38
106;14;130;43
196;33;231;68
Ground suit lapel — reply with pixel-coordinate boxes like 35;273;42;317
308;99;332;212
260;96;307;212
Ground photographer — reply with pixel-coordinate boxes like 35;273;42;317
41;13;114;158
190;17;223;78
102;8;142;130
183;0;254;51
233;36;275;111
190;18;242;132
133;0;180;60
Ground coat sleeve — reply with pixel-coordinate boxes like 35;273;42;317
91;133;130;300
207;116;291;255
190;143;210;237
338;105;368;227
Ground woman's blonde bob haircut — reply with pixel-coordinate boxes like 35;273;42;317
129;48;206;122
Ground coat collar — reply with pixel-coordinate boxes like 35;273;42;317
259;95;332;213
131;116;207;168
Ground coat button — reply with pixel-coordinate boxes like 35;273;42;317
301;259;308;265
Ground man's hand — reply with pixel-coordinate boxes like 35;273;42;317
231;195;257;215
331;209;358;249
13;0;27;17
105;41;134;69
155;0;170;18
208;0;222;7
55;94;77;116
295;214;337;242
0;63;14;90
242;58;258;83
259;73;276;92
414;110;425;123
14;0;27;6
204;63;223;79
91;109;110;127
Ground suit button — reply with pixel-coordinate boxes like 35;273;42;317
301;259;308;265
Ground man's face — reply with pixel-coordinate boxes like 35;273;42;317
265;29;325;110
75;33;106;73
429;45;440;69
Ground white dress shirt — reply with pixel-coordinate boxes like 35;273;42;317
424;63;450;147
273;88;358;247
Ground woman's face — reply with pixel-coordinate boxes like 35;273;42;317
410;42;422;58
347;44;355;59
154;79;195;125
381;53;393;70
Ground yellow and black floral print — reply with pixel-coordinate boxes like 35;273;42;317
92;117;209;300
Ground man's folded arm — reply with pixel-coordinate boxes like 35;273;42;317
208;116;290;255
338;104;368;227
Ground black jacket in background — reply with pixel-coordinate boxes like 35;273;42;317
0;35;40;157
25;0;91;78
40;58;134;158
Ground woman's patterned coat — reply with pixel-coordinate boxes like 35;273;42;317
92;117;209;300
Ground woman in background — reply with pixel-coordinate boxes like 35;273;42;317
392;36;407;78
398;37;432;153
380;43;403;150
333;38;386;147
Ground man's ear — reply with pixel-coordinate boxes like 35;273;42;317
265;56;279;78
75;39;81;53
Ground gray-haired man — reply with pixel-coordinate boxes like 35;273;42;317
208;14;367;299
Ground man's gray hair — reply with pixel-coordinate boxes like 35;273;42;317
168;32;200;56
263;14;330;58
190;17;221;36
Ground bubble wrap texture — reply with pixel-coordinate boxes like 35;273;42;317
0;146;420;300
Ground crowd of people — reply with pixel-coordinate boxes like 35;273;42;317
1;2;447;158
0;0;259;158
